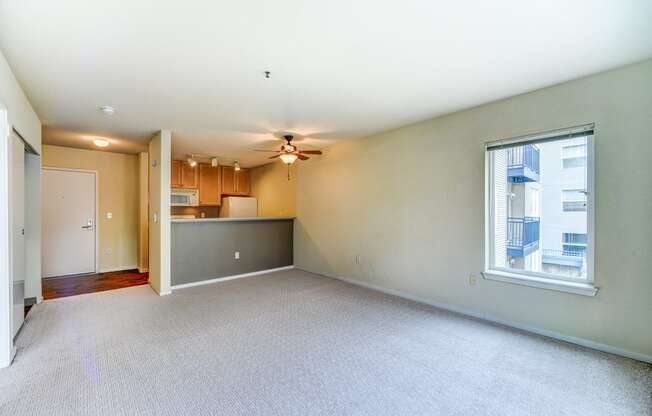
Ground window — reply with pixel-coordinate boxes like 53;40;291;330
562;144;587;169
484;125;596;296
562;233;587;255
562;189;587;212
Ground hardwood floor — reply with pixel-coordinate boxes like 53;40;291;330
42;269;149;300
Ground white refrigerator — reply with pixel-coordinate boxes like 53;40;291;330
220;197;258;218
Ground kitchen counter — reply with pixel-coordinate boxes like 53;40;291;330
171;217;294;287
171;216;294;223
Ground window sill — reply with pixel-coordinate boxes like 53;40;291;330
482;269;598;297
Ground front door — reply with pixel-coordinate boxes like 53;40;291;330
42;168;96;278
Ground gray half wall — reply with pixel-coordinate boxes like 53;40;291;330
171;219;293;286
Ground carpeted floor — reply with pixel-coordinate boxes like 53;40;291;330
1;269;650;415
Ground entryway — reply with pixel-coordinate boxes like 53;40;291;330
42;168;97;277
41;269;148;300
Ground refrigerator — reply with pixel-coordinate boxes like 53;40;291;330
219;197;258;218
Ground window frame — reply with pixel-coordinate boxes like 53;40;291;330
483;125;597;296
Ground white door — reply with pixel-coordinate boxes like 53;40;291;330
10;133;25;338
42;169;96;277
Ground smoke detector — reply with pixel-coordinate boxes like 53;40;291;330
99;105;116;115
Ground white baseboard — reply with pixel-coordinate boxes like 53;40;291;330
99;265;138;273
322;273;652;364
171;265;295;291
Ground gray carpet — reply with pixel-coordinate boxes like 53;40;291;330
1;269;650;415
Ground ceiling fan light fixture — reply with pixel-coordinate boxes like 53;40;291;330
279;153;298;165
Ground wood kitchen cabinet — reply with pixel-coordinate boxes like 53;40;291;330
198;163;220;205
171;160;198;189
220;166;250;196
180;162;198;188
171;160;182;187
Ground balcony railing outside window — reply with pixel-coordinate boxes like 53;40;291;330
507;216;540;257
507;144;540;183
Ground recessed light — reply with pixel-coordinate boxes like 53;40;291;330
99;105;116;115
93;139;110;148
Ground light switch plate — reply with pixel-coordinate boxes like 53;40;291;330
234;251;240;260
106;212;113;219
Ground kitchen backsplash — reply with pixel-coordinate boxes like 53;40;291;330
171;206;219;218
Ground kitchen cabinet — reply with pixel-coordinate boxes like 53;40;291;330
220;166;250;196
171;160;198;189
171;160;181;188
198;163;220;206
181;162;198;188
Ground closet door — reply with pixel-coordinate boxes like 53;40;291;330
10;133;25;338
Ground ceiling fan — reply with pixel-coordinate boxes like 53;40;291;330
255;134;322;165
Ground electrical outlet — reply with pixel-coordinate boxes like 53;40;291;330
234;251;240;260
105;248;112;256
469;273;477;286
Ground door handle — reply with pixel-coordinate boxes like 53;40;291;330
81;225;93;229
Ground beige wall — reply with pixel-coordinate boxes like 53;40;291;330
295;59;652;359
148;131;171;295
250;162;296;217
42;145;139;272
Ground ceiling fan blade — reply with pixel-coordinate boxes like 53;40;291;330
298;150;322;155
255;149;281;153
269;154;281;159
297;154;309;161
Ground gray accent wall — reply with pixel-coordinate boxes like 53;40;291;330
171;219;293;286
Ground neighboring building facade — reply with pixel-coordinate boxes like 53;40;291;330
493;137;588;278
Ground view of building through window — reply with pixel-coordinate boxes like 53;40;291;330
490;136;589;279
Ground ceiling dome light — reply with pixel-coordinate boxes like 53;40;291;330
99;105;116;115
279;153;298;165
93;139;110;148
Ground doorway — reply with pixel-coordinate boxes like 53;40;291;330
42;168;97;278
10;131;25;339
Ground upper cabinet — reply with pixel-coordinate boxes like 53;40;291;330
198;164;220;206
171;160;182;187
171;160;198;189
220;166;250;196
180;162;198;188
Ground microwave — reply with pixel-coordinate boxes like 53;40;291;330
171;188;199;206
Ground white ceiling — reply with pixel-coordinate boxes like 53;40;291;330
1;0;651;166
